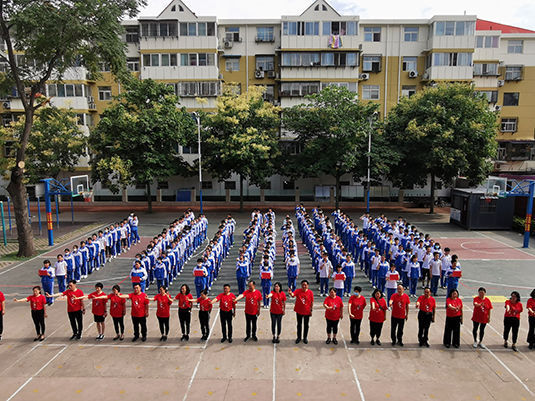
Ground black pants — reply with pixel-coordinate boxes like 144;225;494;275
443;316;461;346
370;321;383;340
472;321;486;342
326;318;339;335
113;316;124;334
158;316;170;335
350;318;362;342
245;313;257;337
296;313;310;340
417;311;433;344
391;317;405;343
220;310;233;339
504;316;520;343
132;316;147;338
68;310;83;336
271;313;283;336
179;308;191;335
199;311;210;337
31;309;45;336
527;316;535;345
0;312;2;335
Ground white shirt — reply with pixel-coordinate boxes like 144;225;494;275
54;261;67;276
319;259;332;278
430;260;442;276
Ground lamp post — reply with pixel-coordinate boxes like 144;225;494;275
366;112;378;213
191;112;203;214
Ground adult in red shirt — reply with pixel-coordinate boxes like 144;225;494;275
106;285;126;340
0;290;4;341
153;286;173;341
389;285;410;346
47;280;85;340
76;282;108;341
118;283;149;342
369;288;387;345
288;280;314;344
503;291;523;351
175;284;194;341
267;282;286;343
212;283;236;343
14;286;47;341
235;280;263;342
348;285;366;344
527;289;535;349
416;287;436;347
472;287;492;348
323;288;344;345
196;289;212;341
443;289;463;348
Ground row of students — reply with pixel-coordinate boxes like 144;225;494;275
5;283;535;350
235;211;263;295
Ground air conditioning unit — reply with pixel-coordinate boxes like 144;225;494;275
422;71;429;80
2;101;10;109
408;70;418;78
223;40;233;49
495;105;502;111
359;73;370;80
497;80;505;87
255;70;265;79
267;71;276;79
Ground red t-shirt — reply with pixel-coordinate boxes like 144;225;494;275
527;298;535;317
348;295;366;320
62;289;84;312
243;289;262;315
472;297;493;324
417;295;436;313
129;292;149;318
369;297;387;323
175;293;193;309
324;296;343;321
216;293;236;312
197;297;213;312
446;298;463;317
88;291;107;316
155;293;172;318
27;294;46;311
107;294;126;318
0;291;4;311
293;289;314;316
504;300;523;319
270;291;287;315
390;293;410;319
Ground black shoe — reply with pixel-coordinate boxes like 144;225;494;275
228;338;233;343
252;336;258;342
221;337;227;343
181;335;186;341
303;338;308;344
132;336;139;342
350;340;354;344
244;336;250;342
453;344;459;349
398;341;404;347
444;344;450;348
70;334;77;340
425;342;430;348
326;338;331;344
376;340;381;346
333;338;338;345
529;343;534;350
185;335;189;341
419;342;423;347
38;336;44;342
295;338;301;344
275;337;280;343
160;336;164;341
141;337;147;342
272;337;276;344
512;344;518;352
113;335;120;341
163;336;168;341
34;337;40;341
356;340;360;345
370;339;375;345
76;334;81;340
391;341;396;346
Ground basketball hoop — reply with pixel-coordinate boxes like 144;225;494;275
82;191;93;202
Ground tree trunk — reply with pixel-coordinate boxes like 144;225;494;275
429;174;435;214
239;174;244;213
146;181;153;213
335;174;341;210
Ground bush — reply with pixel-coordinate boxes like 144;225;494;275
512;216;535;235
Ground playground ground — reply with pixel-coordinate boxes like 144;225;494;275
0;208;534;401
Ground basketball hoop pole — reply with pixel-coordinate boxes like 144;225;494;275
523;181;535;248
42;178;54;246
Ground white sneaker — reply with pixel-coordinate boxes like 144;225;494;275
473;342;478;348
478;342;484;348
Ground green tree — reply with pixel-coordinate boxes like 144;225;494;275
282;86;398;208
0;0;145;256
201;85;281;211
89;78;195;212
1;106;88;183
384;83;498;213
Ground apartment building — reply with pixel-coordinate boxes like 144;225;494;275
1;0;534;202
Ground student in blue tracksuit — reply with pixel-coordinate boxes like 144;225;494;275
259;255;273;308
130;260;148;292
286;252;300;292
39;259;55;305
72;245;82;282
64;248;74;283
193;258;208;299
236;253;249;295
154;257;168;290
446;257;461;299
377;256;389;295
409;255;421;297
86;238;95;274
79;241;89;279
342;254;355;297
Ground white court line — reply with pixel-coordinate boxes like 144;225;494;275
272;342;277;401
5;345;67;401
182;309;220;401
341;332;366;401
460;241;504;255
462;278;534;290
478;232;535;258
0;222;111;276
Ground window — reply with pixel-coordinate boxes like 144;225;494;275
225;59;240;71
283;180;295;190
98;86;112;101
150;54;159;67
280;82;320;97
508;40;523;54
256;27;274;42
505;66;523;81
99;62;110;72
256;56;274;71
404;27;419;42
401;85;416;98
225;27;240;42
503;93;519;106
500;118;517;132
283;22;297;35
201;181;212;189
175;82;219;98
362;55;381;72
189;53;197;66
135;182;147;190
283;21;319;36
346;21;357;35
161;54;170;66
476;36;499;48
74;84;83;97
263;85;275;102
198;22;207;36
476;90;498;103
224;181;236;190
182;143;199;154
402;56;417;71
125;26;139;43
473;63;498;76
127;57;139;72
321;82;357;92
304;22;319;35
157;181;169;189
179;22;214;36
433;52;472;66
321;52;334;66
434;21;474;36
364;27;381;42
362;85;380;100
47;84;57;97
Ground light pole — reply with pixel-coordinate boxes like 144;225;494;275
366;112;378;213
191;112;203;214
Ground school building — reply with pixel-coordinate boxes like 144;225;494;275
1;0;535;202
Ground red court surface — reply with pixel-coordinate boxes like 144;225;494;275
438;237;535;260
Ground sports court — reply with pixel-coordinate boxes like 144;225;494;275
0;210;534;401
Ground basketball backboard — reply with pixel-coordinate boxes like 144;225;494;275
70;175;90;196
